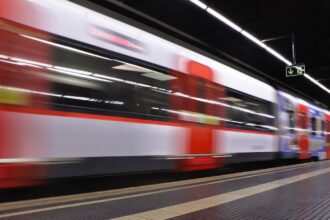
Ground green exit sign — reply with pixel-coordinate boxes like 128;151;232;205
286;64;305;77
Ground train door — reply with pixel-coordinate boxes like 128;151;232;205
0;19;50;187
171;61;224;171
296;104;311;159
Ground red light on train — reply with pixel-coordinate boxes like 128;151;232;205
89;26;145;53
187;61;213;80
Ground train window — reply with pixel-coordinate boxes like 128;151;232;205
245;96;275;131
246;97;270;124
315;119;322;137
224;90;246;127
224;88;275;132
48;41;173;120
311;117;316;136
289;111;295;134
321;120;325;136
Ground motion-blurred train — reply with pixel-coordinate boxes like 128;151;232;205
0;0;329;188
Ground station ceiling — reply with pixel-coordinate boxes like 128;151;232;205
87;0;330;107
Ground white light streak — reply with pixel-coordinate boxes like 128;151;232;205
0;54;9;59
47;67;112;83
20;34;112;61
105;100;124;105
16;62;43;68
0;86;63;98
63;95;90;101
93;74;124;82
54;66;93;75
189;0;207;10
10;57;52;68
0;59;26;66
32;91;63;97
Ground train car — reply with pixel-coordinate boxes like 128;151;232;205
0;0;326;188
325;112;330;159
278;90;328;160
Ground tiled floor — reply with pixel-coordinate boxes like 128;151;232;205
1;161;330;220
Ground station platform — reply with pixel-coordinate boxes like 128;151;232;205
1;161;330;219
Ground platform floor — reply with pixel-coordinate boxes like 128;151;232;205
1;161;330;219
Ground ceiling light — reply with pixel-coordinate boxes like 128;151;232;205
206;8;242;32
264;47;292;65
241;31;267;49
189;0;207;10
304;74;330;94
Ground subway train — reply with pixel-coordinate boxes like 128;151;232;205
0;0;329;188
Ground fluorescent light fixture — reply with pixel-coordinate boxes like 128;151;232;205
206;8;242;32
264;47;292;65
93;74;124;82
304;74;330;94
142;72;177;81
20;34;112;61
241;31;267;49
112;64;151;73
189;0;207;10
54;66;93;75
10;57;52;68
